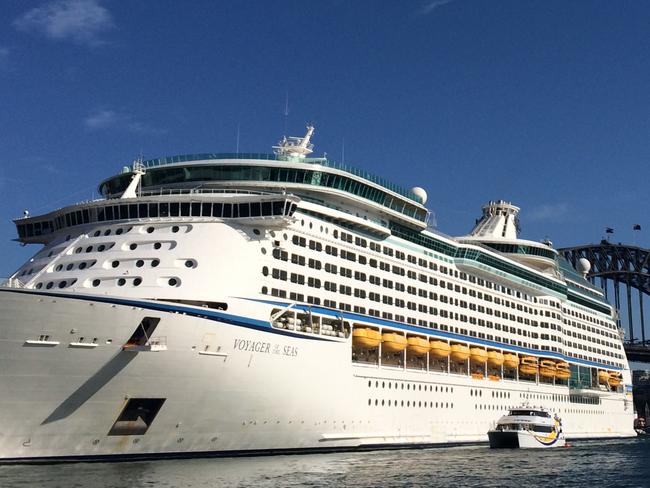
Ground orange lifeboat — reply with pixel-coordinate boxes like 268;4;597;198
470;347;488;364
352;328;381;349
598;370;610;384
407;336;429;356
539;359;556;378
608;372;622;387
555;362;570;380
519;356;538;376
429;340;451;358
487;351;504;367
503;353;519;369
381;332;407;353
450;344;470;362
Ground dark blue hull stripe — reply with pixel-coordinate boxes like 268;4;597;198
0;288;623;371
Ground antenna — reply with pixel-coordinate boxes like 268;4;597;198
283;90;289;135
236;123;240;154
341;138;345;164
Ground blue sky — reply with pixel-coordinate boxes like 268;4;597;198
1;0;650;278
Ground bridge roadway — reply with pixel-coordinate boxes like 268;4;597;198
624;343;650;364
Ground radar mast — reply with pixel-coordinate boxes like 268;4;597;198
273;125;315;159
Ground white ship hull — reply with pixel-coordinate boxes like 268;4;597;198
0;288;634;462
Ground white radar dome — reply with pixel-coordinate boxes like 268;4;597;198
576;258;591;276
411;187;428;205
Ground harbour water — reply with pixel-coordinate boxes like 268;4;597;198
0;438;647;488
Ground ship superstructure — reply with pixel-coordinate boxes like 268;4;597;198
0;126;634;462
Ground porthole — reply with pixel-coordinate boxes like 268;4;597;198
46;282;53;289
55;264;63;272
147;227;154;234
261;286;268;294
104;229;111;236
172;226;179;233
35;283;43;289
92;279;100;287
93;231;100;237
253;229;260;235
261;248;267;255
154;242;162;250
112;261;119;268
117;278;126;286
133;278;142;286
86;246;93;253
66;264;73;271
136;260;144;268
98;245;106;252
185;260;194;268
151;259;160;268
130;243;137;250
79;262;87;270
75;247;82;254
59;281;67;288
116;229;123;235
168;278;178;287
262;266;269;276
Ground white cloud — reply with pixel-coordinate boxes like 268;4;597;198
14;0;114;45
420;0;455;15
84;109;119;129
84;109;164;135
527;203;569;222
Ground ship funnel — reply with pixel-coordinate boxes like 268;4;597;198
469;200;520;240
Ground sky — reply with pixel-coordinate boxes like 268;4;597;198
1;0;650;281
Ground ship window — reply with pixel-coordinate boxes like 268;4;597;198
239;203;250;218
170;203;180;216
223;204;232;218
181;202;190;216
133;278;142;286
151;259;160;267
191;203;201;216
92;279;100;287
108;398;165;436
212;203;223;217
252;202;263;217
117;278;126;286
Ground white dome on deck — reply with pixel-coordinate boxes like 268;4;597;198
411;187;427;205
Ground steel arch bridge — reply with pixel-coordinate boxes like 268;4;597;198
560;242;650;362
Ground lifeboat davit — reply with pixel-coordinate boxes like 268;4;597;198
450;344;470;362
519;356;538;375
470;347;488;364
352;328;381;349
503;353;519;369
487;351;505;367
608;372;622;387
407;336;429;355
382;332;407;353
539;359;557;378
429;340;451;358
598;370;610;384
555;362;570;380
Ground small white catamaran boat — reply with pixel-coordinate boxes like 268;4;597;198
488;406;565;448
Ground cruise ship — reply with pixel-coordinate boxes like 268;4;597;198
0;126;635;461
